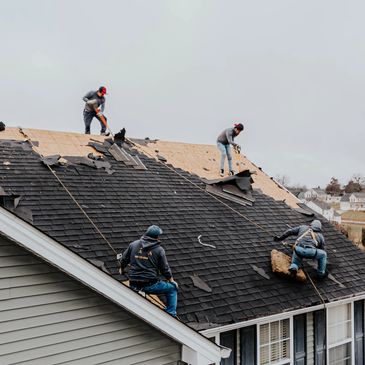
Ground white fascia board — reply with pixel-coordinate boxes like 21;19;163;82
202;293;365;337
0;207;222;365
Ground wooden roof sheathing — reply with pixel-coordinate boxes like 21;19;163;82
0;127;300;208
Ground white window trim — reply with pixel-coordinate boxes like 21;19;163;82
212;297;365;365
326;302;355;365
256;317;293;365
202;296;365;339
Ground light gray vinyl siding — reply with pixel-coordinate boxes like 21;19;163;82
0;236;181;365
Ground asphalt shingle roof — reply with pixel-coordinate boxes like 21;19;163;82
1;138;365;330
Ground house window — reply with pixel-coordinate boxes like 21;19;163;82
220;330;237;365
259;319;290;365
328;303;352;365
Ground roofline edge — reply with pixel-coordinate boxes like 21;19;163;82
0;207;222;365
201;293;365;337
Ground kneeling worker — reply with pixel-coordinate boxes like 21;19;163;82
274;219;328;279
118;225;178;317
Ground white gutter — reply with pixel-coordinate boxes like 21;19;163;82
201;293;365;337
0;207;226;365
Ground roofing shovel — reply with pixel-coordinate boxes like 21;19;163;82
95;109;114;138
88;100;114;137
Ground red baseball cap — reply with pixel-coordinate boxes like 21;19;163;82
98;86;107;95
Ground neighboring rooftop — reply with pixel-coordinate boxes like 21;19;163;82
0;127;364;330
309;199;332;210
352;192;365;199
341;194;350;202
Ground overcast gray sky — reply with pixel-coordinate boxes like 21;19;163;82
0;0;363;187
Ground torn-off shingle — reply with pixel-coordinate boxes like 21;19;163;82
251;264;270;280
190;275;212;293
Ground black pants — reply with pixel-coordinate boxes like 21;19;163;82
83;110;106;134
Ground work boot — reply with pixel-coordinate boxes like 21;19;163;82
229;170;235;176
317;270;329;280
100;132;110;136
219;169;224;177
289;267;297;277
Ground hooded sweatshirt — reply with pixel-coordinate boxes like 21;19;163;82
119;235;172;283
278;220;325;249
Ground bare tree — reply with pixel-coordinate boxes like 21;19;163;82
290;183;307;191
344;179;362;193
325;177;341;195
352;173;364;185
275;174;290;187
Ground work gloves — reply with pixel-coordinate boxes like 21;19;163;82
273;235;283;242
233;144;241;154
116;253;124;275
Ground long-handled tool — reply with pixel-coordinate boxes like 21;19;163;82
95;108;114;137
87;100;114;137
233;144;241;154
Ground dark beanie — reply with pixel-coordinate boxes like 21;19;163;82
145;225;163;238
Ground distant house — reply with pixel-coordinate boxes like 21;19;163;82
302;188;328;201
298;191;306;201
341;193;365;211
305;199;340;223
2;128;365;365
340;194;351;211
333;211;342;224
349;193;365;211
325;194;342;204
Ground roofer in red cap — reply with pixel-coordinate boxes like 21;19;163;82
82;86;108;135
216;123;244;177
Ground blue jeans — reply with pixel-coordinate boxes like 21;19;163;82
83;110;106;134
217;142;233;171
290;246;327;276
131;280;178;317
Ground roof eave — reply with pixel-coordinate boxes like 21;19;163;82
0;207;223;365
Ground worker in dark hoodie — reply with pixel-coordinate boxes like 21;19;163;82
274;220;328;279
217;123;244;177
118;225;178;317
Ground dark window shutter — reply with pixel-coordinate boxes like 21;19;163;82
240;325;257;365
294;314;307;365
354;300;365;365
314;309;326;365
220;330;236;365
